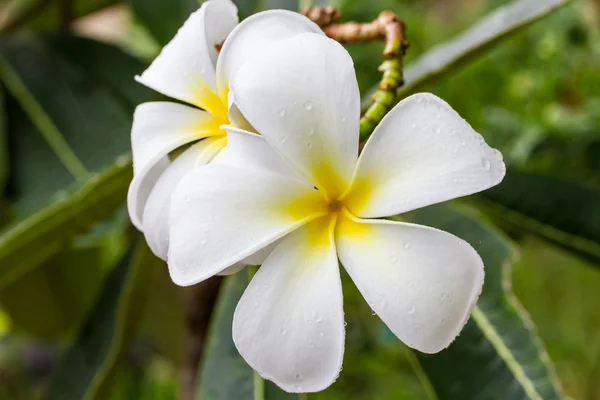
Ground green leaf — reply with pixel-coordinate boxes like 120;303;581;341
130;0;199;46
43;239;160;400
0;159;131;287
478;169;600;265
198;273;297;400
397;0;570;97
0;34;152;284
402;204;564;400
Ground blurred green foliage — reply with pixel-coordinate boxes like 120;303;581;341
0;0;598;399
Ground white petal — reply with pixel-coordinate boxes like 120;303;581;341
344;93;506;218
127;102;221;229
216;9;322;101
168;165;328;286
231;33;360;200
335;212;484;353
212;126;307;183
135;0;237;118
142;137;225;260
233;217;344;393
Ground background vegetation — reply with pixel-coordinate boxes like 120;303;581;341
0;0;598;399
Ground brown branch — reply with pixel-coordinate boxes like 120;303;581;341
179;276;223;400
301;7;409;142
300;5;341;28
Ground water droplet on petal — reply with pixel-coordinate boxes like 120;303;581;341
435;127;442;134
408;306;416;315
307;142;313;149
280;327;287;335
314;313;323;323
303;101;313;111
403;241;411;249
481;158;491;171
308;128;315;136
319;331;324;337
343;321;348;327
279;109;286;117
294;372;303;380
389;255;398;264
253;302;259;309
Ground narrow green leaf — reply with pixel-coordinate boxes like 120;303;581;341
130;0;199;46
402;204;564;400
0;158;131;288
402;0;570;95
478;169;600;265
0;51;89;180
0;34;153;283
198;273;297;400
44;240;160;400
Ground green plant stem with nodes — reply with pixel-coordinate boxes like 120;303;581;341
301;6;409;142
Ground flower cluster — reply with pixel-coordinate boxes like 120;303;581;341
128;0;505;393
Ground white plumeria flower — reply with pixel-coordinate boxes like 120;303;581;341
168;33;505;392
126;0;323;259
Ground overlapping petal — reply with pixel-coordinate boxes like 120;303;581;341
142;137;225;259
344;93;506;218
168;165;329;286
216;10;323;102
335;211;484;353
127;102;221;229
231;33;360;200
135;0;237;119
213;126;307;183
233;217;344;393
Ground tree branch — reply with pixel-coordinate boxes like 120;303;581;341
301;7;409;142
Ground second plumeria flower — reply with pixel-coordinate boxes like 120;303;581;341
127;0;323;259
169;34;505;392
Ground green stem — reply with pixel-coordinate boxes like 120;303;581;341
253;370;265;400
359;51;407;143
248;265;265;400
0;52;89;180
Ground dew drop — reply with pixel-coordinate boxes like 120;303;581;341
308;128;315;136
303;101;313;111
319;331;324;337
253;302;259;309
434;127;442;135
341;117;347;122
343;321;348;327
294;372;303;380
307;142;313;149
403;241;411;249
199;236;207;245
279;109;286;117
389;255;398;264
314;313;323;323
410;122;417;129
280;327;287;335
309;341;314;348
371;310;377;316
481;158;491;171
408;306;416;315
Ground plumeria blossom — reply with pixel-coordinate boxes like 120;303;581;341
126;0;323;259
168;33;505;392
